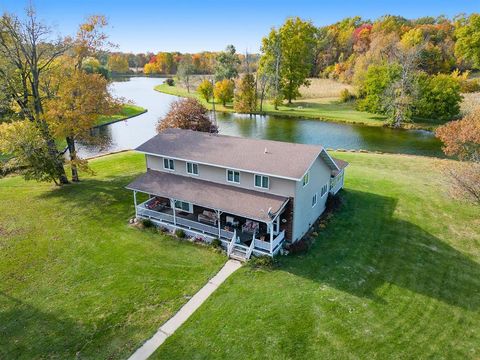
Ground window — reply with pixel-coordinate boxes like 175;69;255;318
302;172;309;187
321;183;328;197
186;162;199;175
254;174;269;189
227;169;240;183
312;193;317;207
174;200;192;213
163;158;175;171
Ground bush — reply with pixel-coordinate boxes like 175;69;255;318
174;229;186;238
339;88;355;103
164;78;175;86
460;79;480;93
288;239;310;254
249;255;275;269
210;238;222;248
141;218;154;228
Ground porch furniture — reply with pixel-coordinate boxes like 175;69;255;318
242;220;259;234
226;216;239;227
146;197;168;211
198;210;217;226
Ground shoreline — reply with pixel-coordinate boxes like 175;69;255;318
93;108;148;128
154;85;437;132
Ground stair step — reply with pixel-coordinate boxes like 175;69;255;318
229;253;247;262
233;246;247;254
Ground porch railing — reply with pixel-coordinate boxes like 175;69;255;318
137;206;175;223
271;230;285;253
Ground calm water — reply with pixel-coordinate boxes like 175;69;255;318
77;77;443;158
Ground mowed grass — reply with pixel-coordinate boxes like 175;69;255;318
0;152;225;359
154;152;480;359
96;103;146;126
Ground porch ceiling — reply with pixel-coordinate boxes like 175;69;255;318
126;170;288;223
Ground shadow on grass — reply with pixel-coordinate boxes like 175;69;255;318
281;189;480;310
0;291;87;358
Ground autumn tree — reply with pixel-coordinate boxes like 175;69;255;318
0;8;69;184
259;28;282;109
214;45;241;81
108;53;129;73
156;98;218;133
278;17;316;103
234;74;257;114
197;79;213;102
436;111;480;204
455;14;480;69
214;79;234;106
177;54;195;92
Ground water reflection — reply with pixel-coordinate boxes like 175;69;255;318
76;77;443;158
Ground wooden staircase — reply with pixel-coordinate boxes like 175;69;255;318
227;230;255;262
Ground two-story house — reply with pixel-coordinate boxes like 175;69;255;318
126;128;347;260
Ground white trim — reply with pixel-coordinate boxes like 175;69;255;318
254;174;269;189
320;183;329;198
138;151;303;181
186;161;199;176
312;192;317;207
163;157;175;171
174;200;193;213
226;169;240;184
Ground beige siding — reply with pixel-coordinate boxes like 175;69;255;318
291;155;331;242
145;154;296;198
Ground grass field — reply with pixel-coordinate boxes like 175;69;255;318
0;152;225;359
153;152;480;359
96;103;146;127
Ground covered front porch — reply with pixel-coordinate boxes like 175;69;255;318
126;170;289;259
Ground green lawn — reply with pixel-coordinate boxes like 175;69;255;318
96;103;146;127
154;152;480;359
155;83;439;130
0;152;225;359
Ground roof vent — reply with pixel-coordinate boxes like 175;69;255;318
264;147;268;154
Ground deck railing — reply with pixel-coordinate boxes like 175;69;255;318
137;206;175;223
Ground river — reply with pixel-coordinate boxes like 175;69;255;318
77;76;443;158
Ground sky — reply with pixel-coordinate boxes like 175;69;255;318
1;0;478;54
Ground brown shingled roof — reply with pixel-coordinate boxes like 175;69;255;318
126;170;289;223
136;128;327;180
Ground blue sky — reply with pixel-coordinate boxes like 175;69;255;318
1;1;478;53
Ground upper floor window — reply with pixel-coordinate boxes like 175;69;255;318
302;172;309;187
321;183;328;197
226;169;240;183
163;158;175;171
312;193;317;207
254;174;269;189
186;162;199;175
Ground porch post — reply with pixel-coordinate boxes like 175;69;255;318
170;198;177;225
216;210;222;239
133;191;137;217
269;222;274;253
275;216;280;234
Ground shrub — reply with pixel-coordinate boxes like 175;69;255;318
460;79;480;93
174;229;186;238
141;218;154;228
164;78;174;86
210;238;222;248
339;88;355;103
288;239;310;254
249;255;275;269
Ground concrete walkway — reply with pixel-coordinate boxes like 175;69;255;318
128;259;242;360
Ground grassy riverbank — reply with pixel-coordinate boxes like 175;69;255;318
154;151;480;359
155;82;442;130
1;151;479;358
96;103;146;127
0;151;225;359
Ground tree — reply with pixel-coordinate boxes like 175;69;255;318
436;111;480;204
278;17;317;103
197;79;213;102
214;45;240;81
414;73;462;121
108;54;129;73
45;66;120;181
214;79;234;106
177;54;195;93
156;98;218;133
234;74;257;114
455;14;480;69
0;8;69;184
259;28;282;109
